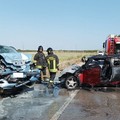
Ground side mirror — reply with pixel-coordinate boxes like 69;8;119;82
103;42;105;48
81;56;86;62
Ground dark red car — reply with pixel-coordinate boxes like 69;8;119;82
59;55;120;90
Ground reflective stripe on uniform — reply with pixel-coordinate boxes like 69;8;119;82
36;65;42;69
49;69;57;72
33;60;37;63
53;59;55;70
47;57;57;72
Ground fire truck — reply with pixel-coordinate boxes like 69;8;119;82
103;34;120;55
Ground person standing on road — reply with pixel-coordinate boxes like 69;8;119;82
33;46;47;82
46;47;59;84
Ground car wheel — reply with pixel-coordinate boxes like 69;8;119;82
65;75;78;90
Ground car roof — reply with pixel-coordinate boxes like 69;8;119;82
0;45;16;50
88;54;120;60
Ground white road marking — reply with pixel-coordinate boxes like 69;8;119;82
50;90;79;120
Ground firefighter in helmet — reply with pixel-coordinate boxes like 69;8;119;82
46;47;59;84
33;46;47;82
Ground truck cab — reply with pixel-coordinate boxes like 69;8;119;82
103;34;120;55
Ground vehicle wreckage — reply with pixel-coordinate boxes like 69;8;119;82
59;54;120;90
0;45;40;95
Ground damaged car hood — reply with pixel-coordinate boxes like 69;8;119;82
59;64;80;77
0;53;30;65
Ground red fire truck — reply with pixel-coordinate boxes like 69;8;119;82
103;34;120;55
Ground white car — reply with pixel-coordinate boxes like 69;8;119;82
97;50;104;55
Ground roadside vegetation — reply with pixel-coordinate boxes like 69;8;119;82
20;50;97;70
55;50;97;69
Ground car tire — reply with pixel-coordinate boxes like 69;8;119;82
65;75;78;90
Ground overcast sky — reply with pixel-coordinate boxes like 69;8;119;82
0;0;120;50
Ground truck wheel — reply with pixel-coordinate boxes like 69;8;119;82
65;75;78;90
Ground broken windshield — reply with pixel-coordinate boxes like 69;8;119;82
0;45;17;53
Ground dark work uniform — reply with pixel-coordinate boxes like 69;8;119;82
46;53;59;82
34;52;47;75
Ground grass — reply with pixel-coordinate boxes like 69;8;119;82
55;51;97;69
55;51;96;62
22;50;97;70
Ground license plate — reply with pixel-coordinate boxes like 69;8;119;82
13;73;24;78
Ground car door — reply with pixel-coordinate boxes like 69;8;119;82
82;60;101;86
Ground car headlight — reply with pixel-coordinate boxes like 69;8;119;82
13;60;26;66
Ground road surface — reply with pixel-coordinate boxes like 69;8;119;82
0;84;120;120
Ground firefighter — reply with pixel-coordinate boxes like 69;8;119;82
33;46;47;82
46;47;59;85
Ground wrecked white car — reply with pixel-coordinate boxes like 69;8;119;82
0;45;40;95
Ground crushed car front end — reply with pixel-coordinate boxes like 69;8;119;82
0;45;40;94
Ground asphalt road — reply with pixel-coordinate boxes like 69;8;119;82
0;84;69;120
0;84;120;120
58;88;120;120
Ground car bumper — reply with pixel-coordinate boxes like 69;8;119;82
0;69;40;90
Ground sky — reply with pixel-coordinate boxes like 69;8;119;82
0;0;120;50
